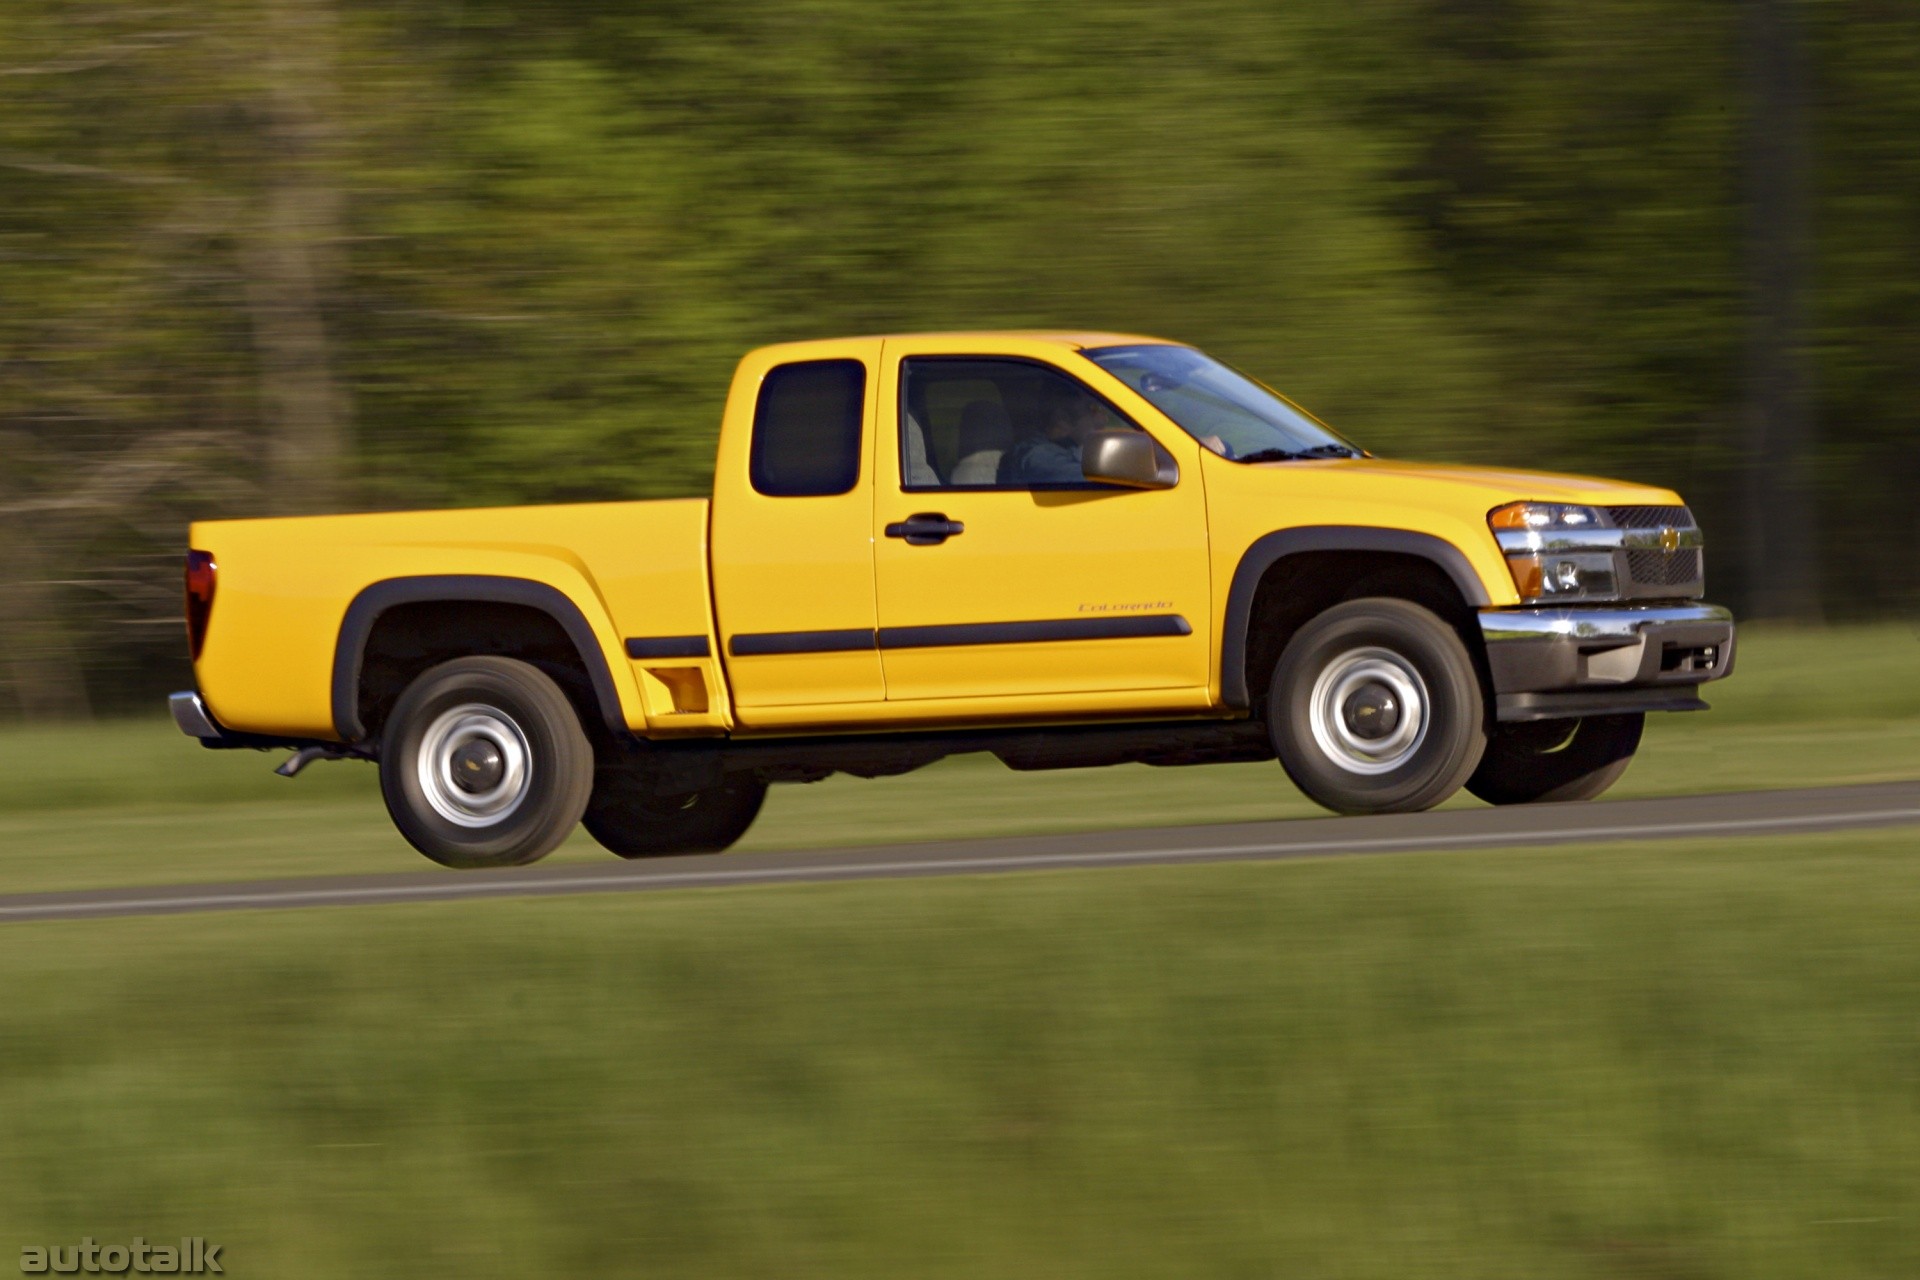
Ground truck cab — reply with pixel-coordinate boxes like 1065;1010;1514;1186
171;332;1735;867
709;333;1218;725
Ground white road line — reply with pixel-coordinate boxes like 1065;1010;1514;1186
2;802;1917;922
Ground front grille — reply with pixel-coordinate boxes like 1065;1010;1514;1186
1626;547;1702;588
1608;505;1693;530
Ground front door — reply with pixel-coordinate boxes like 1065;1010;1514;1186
871;338;1212;707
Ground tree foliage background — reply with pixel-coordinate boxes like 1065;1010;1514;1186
1;0;1914;716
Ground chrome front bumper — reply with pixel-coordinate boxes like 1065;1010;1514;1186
1477;603;1736;722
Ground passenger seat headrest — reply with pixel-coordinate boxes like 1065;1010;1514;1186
958;400;1015;453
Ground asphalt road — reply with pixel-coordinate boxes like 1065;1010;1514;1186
3;780;1917;925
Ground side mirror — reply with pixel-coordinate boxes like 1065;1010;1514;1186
1081;430;1178;489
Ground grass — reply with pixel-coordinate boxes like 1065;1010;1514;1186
0;830;1917;1278
0;629;1914;1276
0;624;1913;895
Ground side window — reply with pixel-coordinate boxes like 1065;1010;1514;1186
750;359;867;497
900;358;1139;491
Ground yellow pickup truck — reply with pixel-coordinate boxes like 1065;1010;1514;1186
171;332;1734;868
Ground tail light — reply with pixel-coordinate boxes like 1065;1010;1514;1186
184;550;217;660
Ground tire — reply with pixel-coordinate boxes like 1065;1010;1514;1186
1465;713;1643;806
1269;598;1487;815
379;656;594;869
583;767;767;858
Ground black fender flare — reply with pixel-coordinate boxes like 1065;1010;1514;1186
1219;527;1492;709
332;575;630;743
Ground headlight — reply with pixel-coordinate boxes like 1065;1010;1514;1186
1488;502;1604;531
1489;503;1618;601
1503;550;1618;601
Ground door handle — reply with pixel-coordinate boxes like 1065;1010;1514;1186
884;513;965;546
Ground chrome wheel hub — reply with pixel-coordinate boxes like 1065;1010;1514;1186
418;705;531;827
1308;647;1430;775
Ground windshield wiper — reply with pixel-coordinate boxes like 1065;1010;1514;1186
1234;443;1360;463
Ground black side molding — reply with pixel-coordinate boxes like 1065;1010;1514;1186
1220;527;1492;710
727;615;1193;657
625;635;711;660
878;615;1190;650
729;628;878;657
332;575;630;743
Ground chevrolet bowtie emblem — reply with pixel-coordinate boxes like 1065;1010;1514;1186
1659;526;1680;553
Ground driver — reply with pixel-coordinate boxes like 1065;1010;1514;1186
998;394;1112;485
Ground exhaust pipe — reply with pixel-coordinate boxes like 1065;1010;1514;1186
275;746;355;778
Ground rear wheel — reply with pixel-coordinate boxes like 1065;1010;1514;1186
1465;713;1643;805
1269;598;1486;815
379;656;594;868
584;768;767;858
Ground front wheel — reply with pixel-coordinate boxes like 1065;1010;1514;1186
1465;713;1643;806
1269;598;1487;815
379;656;595;868
584;768;768;858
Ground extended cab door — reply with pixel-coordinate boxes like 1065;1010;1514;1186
709;339;885;716
871;337;1213;708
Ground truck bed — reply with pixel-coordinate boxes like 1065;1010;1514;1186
190;499;712;739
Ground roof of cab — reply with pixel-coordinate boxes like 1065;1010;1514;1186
834;330;1179;349
964;330;1175;349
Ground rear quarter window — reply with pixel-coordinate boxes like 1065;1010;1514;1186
750;359;867;497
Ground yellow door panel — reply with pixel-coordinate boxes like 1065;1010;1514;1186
709;339;886;713
872;337;1212;706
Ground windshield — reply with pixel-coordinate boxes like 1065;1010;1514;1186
1081;344;1361;462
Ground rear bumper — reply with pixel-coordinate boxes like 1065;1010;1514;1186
1477;603;1736;723
169;690;342;753
170;691;223;740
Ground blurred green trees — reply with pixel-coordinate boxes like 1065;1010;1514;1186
1;0;1914;715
